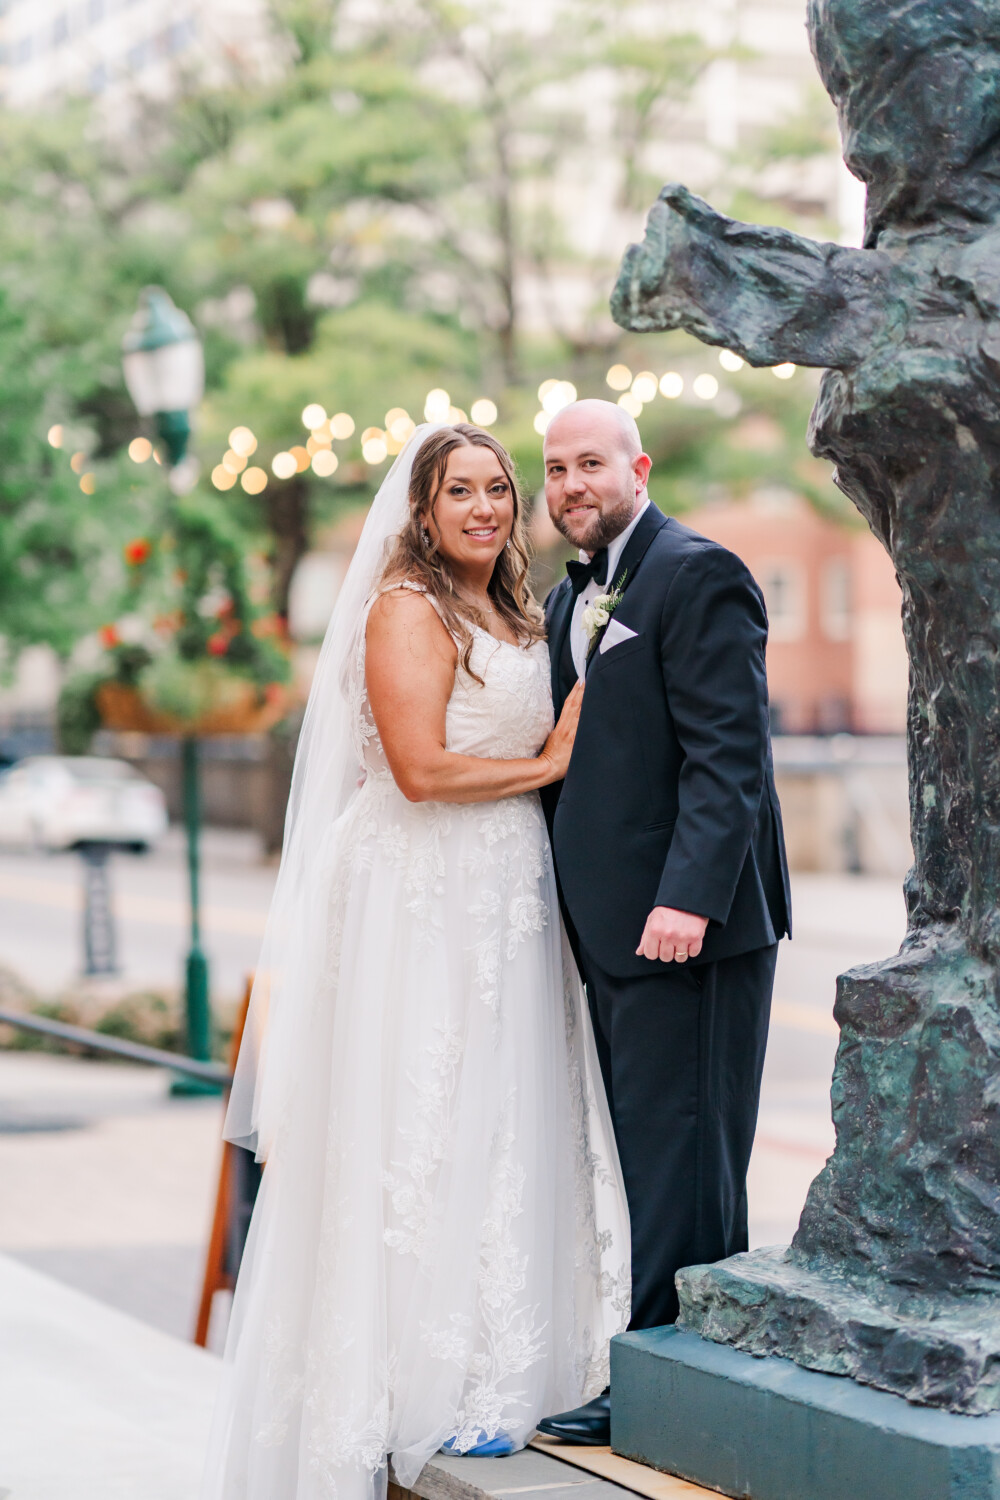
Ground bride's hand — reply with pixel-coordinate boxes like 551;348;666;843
537;680;585;783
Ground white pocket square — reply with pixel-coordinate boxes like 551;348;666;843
599;619;639;654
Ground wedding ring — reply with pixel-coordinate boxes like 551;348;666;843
675;950;688;960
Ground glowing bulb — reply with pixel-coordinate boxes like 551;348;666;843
212;464;237;491
533;411;551;435
773;363;796;380
537;378;560;402
631;372;658;404
362;437;388;464
229;426;257;456
719;350;744;372
542;381;577;415
606;364;632;392
330;412;355;440
447;406;468;424
617;393;643;418
306;435;331;457
70;451;86;474
241;466;268;494
659;372;683;398
311;449;339;476
470;399;498;427
290;445;310;473
272;452;298;479
361;426;384;444
128;437;153;463
222;448;247;474
384;407;409;429
693;374;719;400
424;388;451;422
389;415;416;443
79;472;96;495
301;403;327;430
47;424;63;448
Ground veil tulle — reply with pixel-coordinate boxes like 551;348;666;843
226;424;445;1158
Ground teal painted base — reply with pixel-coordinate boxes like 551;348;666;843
611;1327;1000;1500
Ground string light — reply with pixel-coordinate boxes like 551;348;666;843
229;426;257;456
290;446;310;473
659;372;683;398
693;374;719;400
617;393;643;418
79;473;96;494
542;381;576;416
330;413;355;440
241;466;268;494
470;399;498;427
719;350;744;372
773;363;796;380
533;411;551;435
606;364;632;392
272;452;297;479
311;450;339;476
47;424;63;448
70;451;86;474
128;437;153;463
212;465;237;490
631;372;658;404
301;404;326;430
222;448;246;474
363;437;388;464
424;388;450;422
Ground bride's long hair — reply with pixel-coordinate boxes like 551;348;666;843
378;424;544;679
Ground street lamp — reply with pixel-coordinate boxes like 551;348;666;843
121;286;204;491
122;286;214;1094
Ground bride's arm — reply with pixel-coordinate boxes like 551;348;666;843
365;589;582;804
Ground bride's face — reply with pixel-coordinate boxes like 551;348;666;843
426;444;515;575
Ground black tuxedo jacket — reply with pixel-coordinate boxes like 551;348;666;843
543;504;791;978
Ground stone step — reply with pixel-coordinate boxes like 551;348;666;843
0;1253;220;1499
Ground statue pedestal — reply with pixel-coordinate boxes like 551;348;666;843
611;1326;1000;1500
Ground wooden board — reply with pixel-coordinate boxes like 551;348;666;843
529;1438;719;1500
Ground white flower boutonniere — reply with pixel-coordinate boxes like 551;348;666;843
581;572;627;656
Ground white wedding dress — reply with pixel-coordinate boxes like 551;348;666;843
202;589;630;1500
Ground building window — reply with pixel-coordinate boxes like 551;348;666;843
821;557;852;641
759;559;806;641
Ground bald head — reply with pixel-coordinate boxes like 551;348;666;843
542;398;651;555
545;398;643;462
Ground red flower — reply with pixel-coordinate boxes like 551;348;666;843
99;624;120;649
207;632;229;657
124;537;152;566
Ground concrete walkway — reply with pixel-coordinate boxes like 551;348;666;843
0;1254;219;1500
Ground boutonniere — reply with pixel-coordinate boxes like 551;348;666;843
582;572;627;657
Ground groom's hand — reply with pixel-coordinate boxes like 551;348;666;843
636;907;709;964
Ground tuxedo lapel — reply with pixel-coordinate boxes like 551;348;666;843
547;579;575;715
584;504;668;675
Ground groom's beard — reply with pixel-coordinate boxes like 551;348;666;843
552;493;636;554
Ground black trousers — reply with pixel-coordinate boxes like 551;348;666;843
579;940;778;1330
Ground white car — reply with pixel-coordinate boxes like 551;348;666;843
0;756;168;853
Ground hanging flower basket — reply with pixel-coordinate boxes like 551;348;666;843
96;679;293;737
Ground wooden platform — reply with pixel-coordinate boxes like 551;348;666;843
388;1437;719;1500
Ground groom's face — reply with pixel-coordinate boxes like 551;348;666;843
543;408;649;554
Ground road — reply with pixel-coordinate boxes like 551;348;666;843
0;831;907;1346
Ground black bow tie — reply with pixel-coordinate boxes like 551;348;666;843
566;548;609;596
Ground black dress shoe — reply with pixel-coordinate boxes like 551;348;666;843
536;1389;610;1446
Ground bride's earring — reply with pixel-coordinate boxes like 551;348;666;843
421;525;432;548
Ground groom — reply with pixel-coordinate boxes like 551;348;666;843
537;400;790;1445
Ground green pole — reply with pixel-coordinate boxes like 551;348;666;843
172;736;218;1095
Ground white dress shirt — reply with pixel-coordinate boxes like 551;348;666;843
569;500;649;679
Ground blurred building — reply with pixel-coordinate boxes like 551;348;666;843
686;488;908;735
0;0;269;108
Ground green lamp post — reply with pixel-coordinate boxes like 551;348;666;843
121;287;216;1093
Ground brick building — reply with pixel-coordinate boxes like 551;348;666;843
684;489;908;735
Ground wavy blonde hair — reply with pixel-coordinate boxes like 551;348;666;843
378;424;544;681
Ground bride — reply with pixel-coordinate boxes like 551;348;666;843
202;422;629;1500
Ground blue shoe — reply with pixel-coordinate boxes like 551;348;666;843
441;1431;516;1457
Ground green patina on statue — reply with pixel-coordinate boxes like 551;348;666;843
613;0;1000;1414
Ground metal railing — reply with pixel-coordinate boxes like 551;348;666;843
0;1008;232;1086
